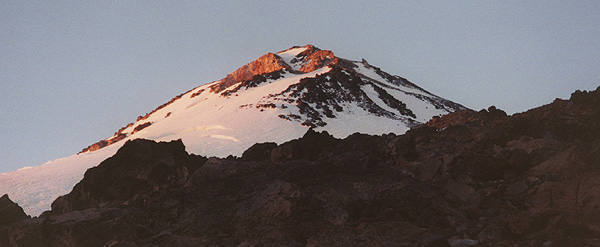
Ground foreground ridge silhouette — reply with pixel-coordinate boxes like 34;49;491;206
1;86;599;246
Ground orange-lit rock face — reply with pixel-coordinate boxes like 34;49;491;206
279;45;338;73
210;53;290;93
79;133;127;153
297;49;336;73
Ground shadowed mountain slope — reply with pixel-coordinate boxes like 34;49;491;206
4;86;600;246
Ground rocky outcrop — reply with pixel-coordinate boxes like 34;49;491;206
131;122;152;134
0;195;28;247
426;106;508;130
0;195;27;226
79;88;195;154
296;46;336;73
220;70;286;97
210;53;291;93
271;66;419;127
51;139;206;215
241;142;277;161
78;133;127;153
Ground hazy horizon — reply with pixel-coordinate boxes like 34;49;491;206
1;1;599;172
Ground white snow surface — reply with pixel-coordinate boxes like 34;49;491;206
276;47;308;71
0;53;460;217
277;47;308;61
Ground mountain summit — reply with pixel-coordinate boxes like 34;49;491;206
80;44;464;154
0;44;465;216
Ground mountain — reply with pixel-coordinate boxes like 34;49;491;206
2;87;599;246
0;45;465;216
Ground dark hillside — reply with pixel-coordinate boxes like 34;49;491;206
4;87;600;246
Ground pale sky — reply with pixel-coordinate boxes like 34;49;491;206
1;1;599;172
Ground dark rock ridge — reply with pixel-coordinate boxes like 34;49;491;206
357;59;465;113
209;52;292;93
293;45;336;73
4;86;600;246
78;89;193;154
268;66;420;127
212;44;339;94
0;195;28;226
0;195;28;247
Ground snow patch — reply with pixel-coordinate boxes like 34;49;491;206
354;62;429;96
316;102;411;137
361;84;402;117
277;47;308;71
208;135;240;142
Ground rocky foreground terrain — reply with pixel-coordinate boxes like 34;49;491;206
1;87;600;246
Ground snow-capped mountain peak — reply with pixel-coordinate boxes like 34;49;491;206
1;44;465;216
